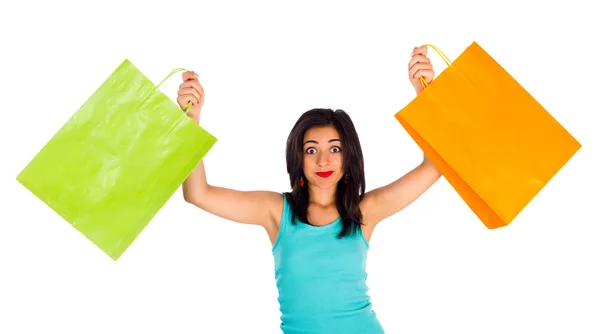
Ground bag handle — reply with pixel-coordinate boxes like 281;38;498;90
156;67;194;114
419;44;452;89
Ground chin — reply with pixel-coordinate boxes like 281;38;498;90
313;178;341;189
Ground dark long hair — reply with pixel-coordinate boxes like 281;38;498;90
284;108;366;238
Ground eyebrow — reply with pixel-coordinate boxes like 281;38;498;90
303;139;341;145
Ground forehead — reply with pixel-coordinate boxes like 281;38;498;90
303;125;340;143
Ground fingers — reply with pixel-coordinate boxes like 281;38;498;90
409;62;434;80
179;79;205;97
413;69;434;82
408;46;433;83
177;93;199;108
408;54;430;69
182;71;198;81
178;70;204;109
178;87;201;104
411;45;428;57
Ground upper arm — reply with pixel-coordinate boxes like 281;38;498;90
361;161;441;227
186;186;284;228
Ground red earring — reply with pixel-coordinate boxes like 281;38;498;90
299;176;304;187
344;173;349;184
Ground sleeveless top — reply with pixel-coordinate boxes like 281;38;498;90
271;195;385;333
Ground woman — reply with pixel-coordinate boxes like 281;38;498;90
177;45;441;333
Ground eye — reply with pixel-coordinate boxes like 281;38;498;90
331;146;341;153
306;147;316;154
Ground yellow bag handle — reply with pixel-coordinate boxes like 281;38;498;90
419;44;452;89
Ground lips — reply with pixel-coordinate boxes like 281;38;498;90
316;171;334;178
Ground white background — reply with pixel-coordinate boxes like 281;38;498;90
1;1;599;333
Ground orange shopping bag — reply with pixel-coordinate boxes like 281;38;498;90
395;42;581;229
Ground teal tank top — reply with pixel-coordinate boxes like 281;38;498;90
272;195;385;333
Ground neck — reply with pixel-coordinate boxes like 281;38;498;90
307;184;337;208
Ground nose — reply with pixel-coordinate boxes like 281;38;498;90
317;151;330;166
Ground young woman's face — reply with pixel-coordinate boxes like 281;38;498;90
302;125;344;189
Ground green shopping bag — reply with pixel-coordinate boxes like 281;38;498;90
16;59;217;261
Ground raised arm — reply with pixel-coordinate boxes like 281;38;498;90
177;71;283;230
361;154;441;226
361;45;442;227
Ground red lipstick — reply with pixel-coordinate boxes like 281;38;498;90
316;171;333;178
